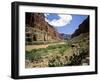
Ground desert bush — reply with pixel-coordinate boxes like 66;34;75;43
48;57;62;67
26;51;41;62
67;48;89;66
25;48;48;62
59;47;66;56
66;41;72;47
47;45;57;50
26;43;70;66
48;54;64;67
47;44;68;50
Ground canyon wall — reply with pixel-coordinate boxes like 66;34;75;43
71;16;89;38
25;13;61;45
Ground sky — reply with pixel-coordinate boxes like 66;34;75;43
44;13;88;34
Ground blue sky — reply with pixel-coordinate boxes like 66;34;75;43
44;13;88;34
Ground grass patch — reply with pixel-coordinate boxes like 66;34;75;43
26;43;70;62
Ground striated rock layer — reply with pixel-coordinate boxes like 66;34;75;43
25;13;62;45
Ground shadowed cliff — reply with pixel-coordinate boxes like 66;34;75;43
71;16;89;38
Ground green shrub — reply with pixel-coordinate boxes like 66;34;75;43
59;47;66;55
47;44;68;50
25;48;49;62
26;51;41;62
67;48;89;66
25;43;70;64
48;57;62;67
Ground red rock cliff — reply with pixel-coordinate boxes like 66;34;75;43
25;13;61;44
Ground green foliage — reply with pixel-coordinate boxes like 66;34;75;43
26;48;48;62
47;44;69;55
47;44;68;49
26;51;41;62
67;48;89;66
66;41;72;47
59;47;66;55
48;57;62;67
25;32;90;67
26;43;70;63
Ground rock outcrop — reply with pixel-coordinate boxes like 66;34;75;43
25;13;62;45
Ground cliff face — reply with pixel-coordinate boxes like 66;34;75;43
71;16;89;38
25;13;61;45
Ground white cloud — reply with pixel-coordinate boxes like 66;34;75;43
45;14;72;27
44;13;50;17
